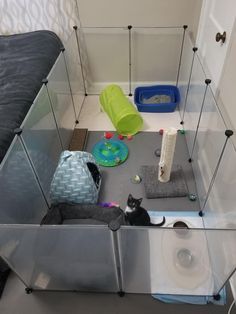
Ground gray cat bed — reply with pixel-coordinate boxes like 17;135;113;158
41;203;126;225
140;165;188;198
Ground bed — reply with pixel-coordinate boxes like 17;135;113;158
0;30;62;163
0;29;63;296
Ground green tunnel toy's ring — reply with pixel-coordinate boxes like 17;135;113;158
92;139;129;167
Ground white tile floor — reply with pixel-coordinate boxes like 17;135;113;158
77;96;181;132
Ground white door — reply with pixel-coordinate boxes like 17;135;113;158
196;0;236;91
196;0;236;299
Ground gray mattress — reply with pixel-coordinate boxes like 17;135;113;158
0;30;62;163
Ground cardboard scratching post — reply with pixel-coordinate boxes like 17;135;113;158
141;128;188;199
158;127;177;183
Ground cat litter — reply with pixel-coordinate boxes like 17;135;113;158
142;94;171;104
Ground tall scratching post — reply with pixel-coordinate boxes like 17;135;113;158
141;127;187;198
158;128;177;183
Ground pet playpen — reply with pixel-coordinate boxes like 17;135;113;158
0;25;236;298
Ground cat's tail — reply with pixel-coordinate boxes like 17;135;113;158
150;216;166;227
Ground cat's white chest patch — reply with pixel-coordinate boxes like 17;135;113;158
125;206;133;213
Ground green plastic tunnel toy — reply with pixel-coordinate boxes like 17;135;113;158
100;85;143;136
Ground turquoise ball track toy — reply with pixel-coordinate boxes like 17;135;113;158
92;139;129;167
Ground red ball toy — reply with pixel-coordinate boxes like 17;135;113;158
104;132;113;140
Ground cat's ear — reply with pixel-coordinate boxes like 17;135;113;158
138;198;143;204
128;194;132;200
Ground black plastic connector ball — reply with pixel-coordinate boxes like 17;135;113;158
109;220;121;232
193;47;198;52
42;78;48;85
85;93;88;96
188;158;192;163
128;25;132;30
183;25;188;30
205;79;211;85
75;120;79;124
14;128;23;135
180;121;184;125
129;93;132;97
199;211;204;217
213;294;221;301
25;287;33;294
118;291;125;297
225;129;233;138
60;47;65;52
73;25;78;30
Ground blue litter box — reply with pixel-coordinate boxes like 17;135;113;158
134;85;180;113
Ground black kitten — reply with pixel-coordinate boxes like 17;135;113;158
125;194;165;226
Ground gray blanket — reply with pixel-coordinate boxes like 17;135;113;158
0;30;62;163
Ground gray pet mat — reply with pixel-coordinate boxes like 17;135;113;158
140;164;188;199
85;131;200;212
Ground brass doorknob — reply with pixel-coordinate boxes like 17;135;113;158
215;31;226;43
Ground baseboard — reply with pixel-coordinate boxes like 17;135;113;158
85;81;176;95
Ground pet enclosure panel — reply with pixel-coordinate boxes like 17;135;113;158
21;85;62;203
191;85;229;215
63;30;85;117
117;226;235;296
184;55;225;208
0;225;43;287
184;53;207;157
177;32;194;119
131;28;182;90
0;137;48;224
47;52;76;150
203;138;236;229
201;229;236;295
80;27;129;94
0;225;119;292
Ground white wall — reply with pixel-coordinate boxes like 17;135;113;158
0;0;202;90
77;0;202;39
77;0;203;92
81;27;185;93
